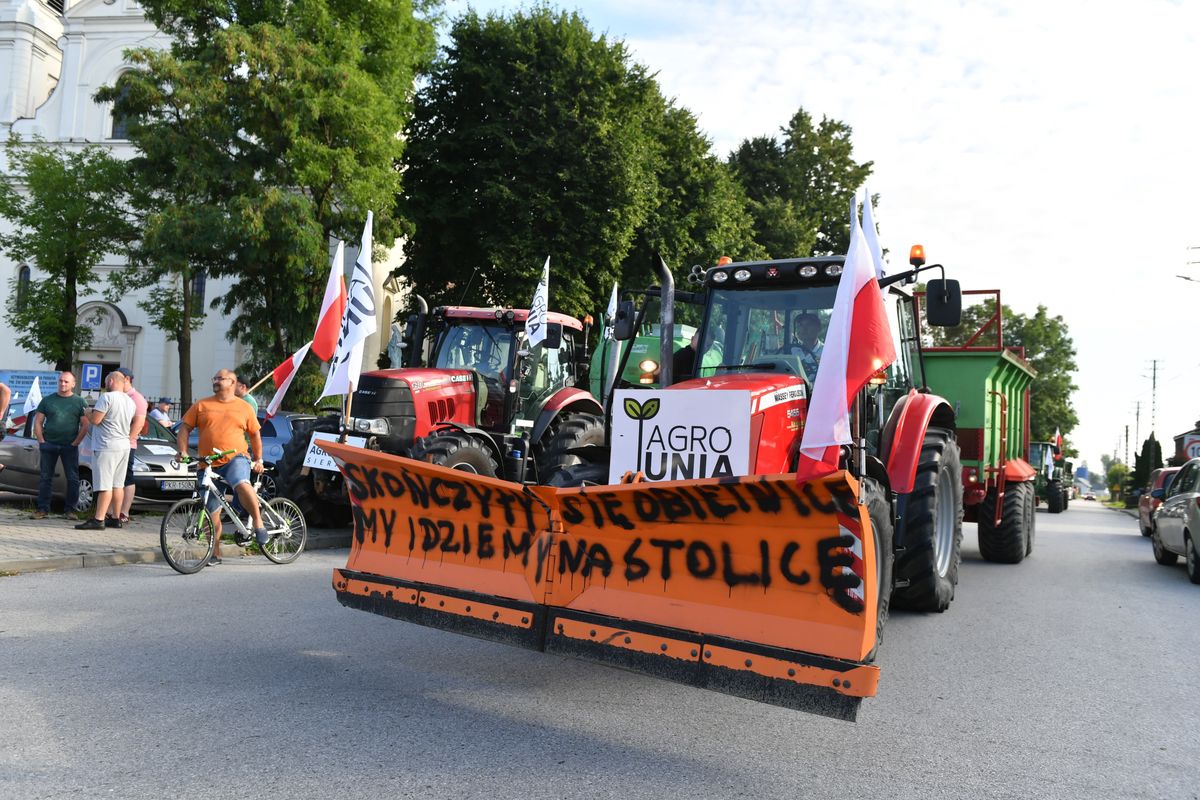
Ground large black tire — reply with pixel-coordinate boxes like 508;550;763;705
1047;480;1064;513
410;430;499;476
891;427;963;612
535;413;605;483
277;416;350;528
1186;535;1200;584
1062;488;1070;510
1025;478;1036;557
1152;527;1178;566
864;477;895;662
546;461;610;487
978;480;1031;564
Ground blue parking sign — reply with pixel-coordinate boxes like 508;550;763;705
82;363;102;391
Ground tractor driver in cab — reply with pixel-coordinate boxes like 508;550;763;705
785;312;824;380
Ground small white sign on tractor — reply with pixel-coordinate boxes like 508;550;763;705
609;389;751;483
303;431;367;472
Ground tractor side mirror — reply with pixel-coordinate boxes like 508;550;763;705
612;300;637;341
542;322;562;350
925;279;962;327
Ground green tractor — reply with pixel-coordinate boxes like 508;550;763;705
1029;440;1069;513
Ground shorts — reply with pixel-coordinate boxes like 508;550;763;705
123;448;136;487
205;455;251;512
95;450;131;492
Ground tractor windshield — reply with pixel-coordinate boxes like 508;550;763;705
433;322;516;384
698;285;838;381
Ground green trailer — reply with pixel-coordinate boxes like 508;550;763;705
919;290;1038;564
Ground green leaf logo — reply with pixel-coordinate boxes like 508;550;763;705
624;398;642;420
642;398;660;419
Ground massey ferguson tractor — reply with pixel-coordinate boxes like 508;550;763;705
277;303;604;525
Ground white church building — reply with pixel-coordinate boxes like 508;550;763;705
0;0;402;410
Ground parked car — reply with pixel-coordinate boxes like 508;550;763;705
1151;457;1200;583
1139;467;1181;538
0;415;196;513
177;410;315;500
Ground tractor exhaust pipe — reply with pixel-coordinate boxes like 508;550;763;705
655;254;674;387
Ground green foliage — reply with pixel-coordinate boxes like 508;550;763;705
1106;460;1128;496
402;8;658;320
0;136;133;370
100;0;437;404
1132;434;1164;489
728;108;873;258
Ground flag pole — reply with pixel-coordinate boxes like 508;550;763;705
247;372;274;394
340;383;355;443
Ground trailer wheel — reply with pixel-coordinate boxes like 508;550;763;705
278;416;350;527
864;477;894;662
536;413;605;482
1047;480;1064;513
978;480;1031;564
410;430;499;477
891;426;963;612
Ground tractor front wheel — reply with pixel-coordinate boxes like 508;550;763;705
891;426;963;612
535;413;605;483
410;430;499;476
277;416;350;528
978;480;1032;564
863;477;894;662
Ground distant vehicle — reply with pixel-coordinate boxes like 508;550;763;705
1150;457;1200;583
1085;493;1096;501
1139;467;1181;538
0;415;195;512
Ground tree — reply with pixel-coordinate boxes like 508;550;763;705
402;8;662;320
728;108;873;258
0;136;133;371
1131;433;1164;490
100;0;437;403
1106;460;1128;498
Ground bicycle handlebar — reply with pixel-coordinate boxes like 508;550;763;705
171;449;238;469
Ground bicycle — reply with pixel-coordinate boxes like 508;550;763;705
160;449;307;574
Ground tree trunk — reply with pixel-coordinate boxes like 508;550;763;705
178;274;194;408
60;258;78;372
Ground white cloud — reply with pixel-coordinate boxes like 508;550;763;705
445;0;1200;467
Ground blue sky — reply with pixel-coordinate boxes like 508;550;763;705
443;0;1200;472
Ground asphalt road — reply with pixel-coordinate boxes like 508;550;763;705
1;502;1196;800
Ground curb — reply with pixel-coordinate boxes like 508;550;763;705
0;529;352;575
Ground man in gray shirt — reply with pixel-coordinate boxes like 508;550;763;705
75;372;135;530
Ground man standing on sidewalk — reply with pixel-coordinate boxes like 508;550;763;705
176;369;268;564
112;367;147;527
234;377;259;415
76;372;135;531
31;372;89;519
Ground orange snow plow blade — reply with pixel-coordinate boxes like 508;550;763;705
323;441;881;721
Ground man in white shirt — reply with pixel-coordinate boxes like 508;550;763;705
75;371;135;530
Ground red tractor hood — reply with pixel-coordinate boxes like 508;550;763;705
361;368;476;393
670;372;808;414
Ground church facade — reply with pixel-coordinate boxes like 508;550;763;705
0;0;402;408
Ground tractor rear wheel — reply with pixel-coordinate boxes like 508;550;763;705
1047;480;1064;513
410;430;499;476
535;413;605;483
891;427;963;612
863;477;894;662
978;480;1031;564
277;416;351;528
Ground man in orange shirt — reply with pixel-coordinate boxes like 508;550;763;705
175;369;267;564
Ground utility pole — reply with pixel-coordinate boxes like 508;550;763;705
1125;424;1130;466
1150;359;1158;435
1134;401;1141;450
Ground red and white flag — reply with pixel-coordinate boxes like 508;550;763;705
795;192;897;483
312;241;348;362
265;341;312;418
1055;427;1063;459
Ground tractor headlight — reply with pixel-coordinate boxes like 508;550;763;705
824;263;843;277
351;417;390;435
799;265;818;278
733;268;752;282
711;270;729;283
639;359;658;373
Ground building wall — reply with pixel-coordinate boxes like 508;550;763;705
0;0;404;407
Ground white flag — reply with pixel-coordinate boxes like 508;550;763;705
604;281;618;339
320;213;378;399
525;256;550;348
861;189;886;282
22;377;42;416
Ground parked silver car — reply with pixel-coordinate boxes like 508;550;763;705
1151;456;1200;583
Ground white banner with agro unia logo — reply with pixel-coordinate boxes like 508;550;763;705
610;389;751;484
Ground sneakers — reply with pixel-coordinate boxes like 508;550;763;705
31;510;48;520
104;516;122;529
75;518;104;530
254;527;270;546
206;556;222;567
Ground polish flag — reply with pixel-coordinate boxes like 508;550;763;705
312;241;348;362
1055;427;1063;459
795;193;897;483
265;341;312;418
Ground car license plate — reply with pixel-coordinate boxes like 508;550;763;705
160;479;194;491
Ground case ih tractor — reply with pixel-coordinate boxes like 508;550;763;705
277;304;604;525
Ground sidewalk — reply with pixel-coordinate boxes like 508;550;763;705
0;500;350;574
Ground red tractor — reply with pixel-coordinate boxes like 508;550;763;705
277;302;604;525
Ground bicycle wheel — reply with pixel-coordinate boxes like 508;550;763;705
160;498;216;574
260;497;307;564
